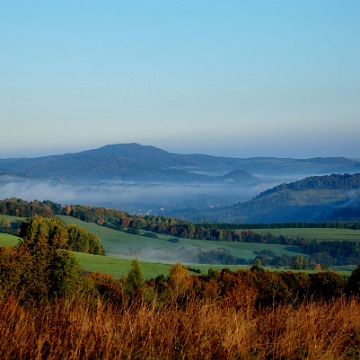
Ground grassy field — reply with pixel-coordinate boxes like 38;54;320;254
1;215;356;278
0;214;24;222
58;215;299;262
73;252;174;279
0;233;20;246
0;232;243;279
240;227;360;241
0;232;353;278
0;232;173;279
74;252;249;279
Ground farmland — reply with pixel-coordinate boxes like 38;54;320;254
241;227;360;242
0;231;242;279
58;215;300;262
1;213;357;277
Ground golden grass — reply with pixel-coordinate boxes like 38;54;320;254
1;296;360;359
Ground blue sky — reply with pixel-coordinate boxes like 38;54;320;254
1;1;359;159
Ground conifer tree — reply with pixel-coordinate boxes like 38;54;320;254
123;259;144;301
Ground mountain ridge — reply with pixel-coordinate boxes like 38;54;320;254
0;143;359;183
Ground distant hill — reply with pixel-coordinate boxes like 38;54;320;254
199;173;360;223
0;144;256;184
0;143;359;183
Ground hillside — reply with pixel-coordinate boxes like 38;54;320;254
199;173;360;223
0;143;359;183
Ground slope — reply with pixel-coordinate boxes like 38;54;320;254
199;173;360;223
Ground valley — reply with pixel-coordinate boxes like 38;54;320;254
1;143;360;222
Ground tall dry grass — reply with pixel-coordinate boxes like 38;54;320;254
0;295;360;359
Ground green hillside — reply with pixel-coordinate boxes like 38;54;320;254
1;215;356;277
59;215;299;263
0;228;243;279
200;173;360;223
240;227;360;242
0;233;20;246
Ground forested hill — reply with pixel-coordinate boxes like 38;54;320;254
199;173;360;223
0;143;359;182
256;173;360;199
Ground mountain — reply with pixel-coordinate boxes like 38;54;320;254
0;144;257;184
1;145;360;223
0;143;359;183
198;173;360;223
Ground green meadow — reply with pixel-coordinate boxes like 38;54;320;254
0;232;244;279
240;227;360;242
1;215;356;278
0;233;20;246
58;215;299;261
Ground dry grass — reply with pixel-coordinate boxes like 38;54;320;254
0;295;360;359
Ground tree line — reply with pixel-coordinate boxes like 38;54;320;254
2;198;360;266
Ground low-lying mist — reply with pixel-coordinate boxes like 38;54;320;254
0;174;316;218
109;243;244;265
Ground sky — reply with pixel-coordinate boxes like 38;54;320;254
0;0;359;159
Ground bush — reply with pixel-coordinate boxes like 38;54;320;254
126;228;140;235
142;232;159;239
236;258;248;265
0;233;81;303
187;266;201;274
87;272;124;305
346;265;360;297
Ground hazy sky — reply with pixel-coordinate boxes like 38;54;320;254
1;1;359;159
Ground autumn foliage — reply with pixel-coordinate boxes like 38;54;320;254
2;209;360;357
0;263;360;359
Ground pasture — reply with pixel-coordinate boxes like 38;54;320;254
241;227;360;242
0;215;355;277
0;232;173;279
58;215;299;262
0;233;20;246
0;232;242;279
0;231;352;278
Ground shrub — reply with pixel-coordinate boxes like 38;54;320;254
142;232;159;239
126;228;140;235
0;232;80;303
346;265;360;297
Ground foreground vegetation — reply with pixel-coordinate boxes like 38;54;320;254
2;210;360;358
1;252;360;359
1;295;360;359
